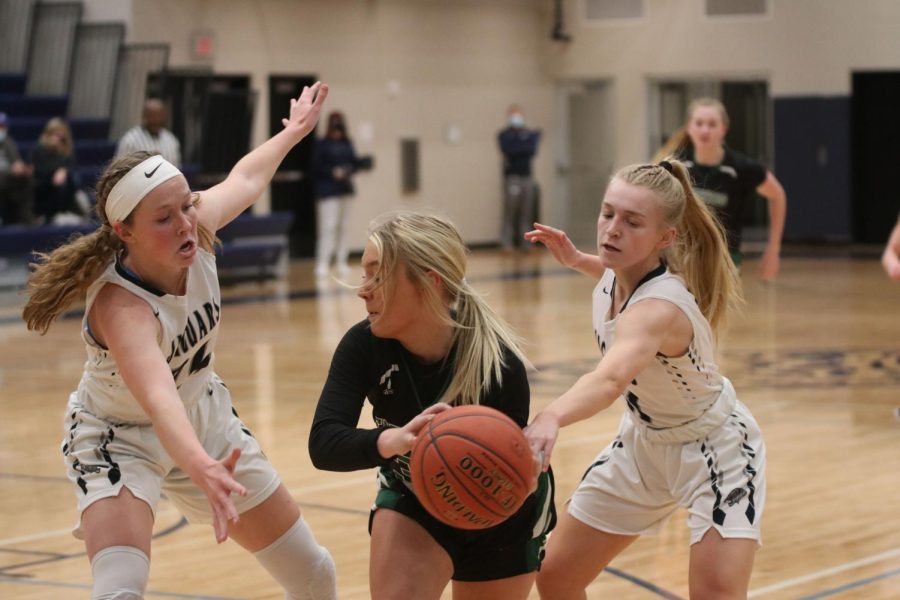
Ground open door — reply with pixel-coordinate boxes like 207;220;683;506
556;81;615;247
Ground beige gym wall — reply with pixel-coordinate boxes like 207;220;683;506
123;0;557;248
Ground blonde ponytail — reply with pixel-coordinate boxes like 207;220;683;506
23;226;122;334
665;161;743;333
446;280;530;406
617;160;743;334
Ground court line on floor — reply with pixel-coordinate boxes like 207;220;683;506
748;547;900;597
0;507;184;548
798;566;900;599
0;265;577;327
0;575;242;599
603;566;685;599
0;471;372;548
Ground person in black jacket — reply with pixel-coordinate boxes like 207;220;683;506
309;210;555;600
313;111;359;277
31;117;80;224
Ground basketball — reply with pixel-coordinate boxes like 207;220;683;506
409;404;537;530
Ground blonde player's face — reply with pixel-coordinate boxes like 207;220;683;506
121;176;199;269
686;105;727;150
596;178;673;271
358;240;425;339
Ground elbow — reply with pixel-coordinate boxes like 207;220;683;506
307;427;328;470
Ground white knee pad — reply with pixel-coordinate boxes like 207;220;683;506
91;545;149;600
254;516;337;600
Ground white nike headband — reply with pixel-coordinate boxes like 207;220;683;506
105;156;182;223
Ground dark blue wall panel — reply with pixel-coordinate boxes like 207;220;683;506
773;96;851;242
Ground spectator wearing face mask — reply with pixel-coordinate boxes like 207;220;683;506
497;104;541;251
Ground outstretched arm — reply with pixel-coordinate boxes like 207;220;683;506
525;299;686;470
197;82;329;232
756;171;786;281
90;284;246;544
883;217;900;281
524;222;606;279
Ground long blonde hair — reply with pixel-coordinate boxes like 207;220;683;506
38;117;74;157
652;97;730;163
23;151;215;334
366;211;531;406
616;159;743;334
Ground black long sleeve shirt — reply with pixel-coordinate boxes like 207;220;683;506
309;320;530;474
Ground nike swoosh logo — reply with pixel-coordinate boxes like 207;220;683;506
144;163;162;178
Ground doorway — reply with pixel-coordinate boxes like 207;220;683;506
851;72;900;244
555;80;615;248
269;74;318;257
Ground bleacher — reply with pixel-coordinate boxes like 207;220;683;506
0;1;291;290
0;212;294;289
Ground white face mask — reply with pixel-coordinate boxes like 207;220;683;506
508;113;525;128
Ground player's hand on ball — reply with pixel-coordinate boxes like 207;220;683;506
524;411;560;473
377;403;452;458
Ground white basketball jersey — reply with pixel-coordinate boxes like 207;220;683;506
75;249;222;423
592;267;735;439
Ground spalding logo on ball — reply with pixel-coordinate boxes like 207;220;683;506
409;404;537;530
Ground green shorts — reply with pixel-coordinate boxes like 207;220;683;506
369;467;556;582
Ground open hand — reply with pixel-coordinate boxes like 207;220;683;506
193;448;247;543
281;81;330;138
524;223;581;268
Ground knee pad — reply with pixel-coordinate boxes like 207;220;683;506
254;516;337;600
91;545;149;600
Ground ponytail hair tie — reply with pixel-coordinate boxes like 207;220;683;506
658;160;674;174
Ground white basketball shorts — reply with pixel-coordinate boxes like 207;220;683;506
568;400;766;545
61;375;281;538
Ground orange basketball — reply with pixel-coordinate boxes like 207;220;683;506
409;404;537;530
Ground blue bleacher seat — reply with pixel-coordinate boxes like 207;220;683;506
72;140;116;166
6;117;45;142
0;215;294;286
0;222;99;255
18;140;116;168
68;118;111;140
216;212;294;282
8;118;111;152
215;242;285;270
0;94;68;118
0;73;27;95
217;211;293;242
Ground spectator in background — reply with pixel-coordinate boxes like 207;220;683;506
313;111;359;278
498;104;541;252
0;111;34;225
116;98;182;167
31;117;80;224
